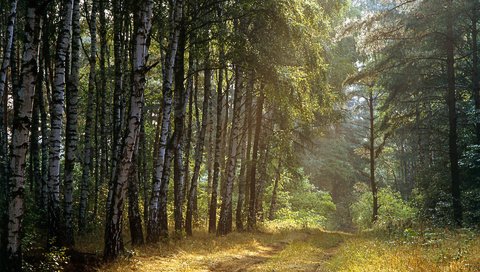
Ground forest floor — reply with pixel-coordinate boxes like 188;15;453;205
75;227;480;272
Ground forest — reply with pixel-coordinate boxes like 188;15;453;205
0;0;479;271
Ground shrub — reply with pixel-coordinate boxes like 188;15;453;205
351;187;417;230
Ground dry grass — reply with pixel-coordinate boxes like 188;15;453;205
98;230;309;272
326;229;480;272
83;226;480;272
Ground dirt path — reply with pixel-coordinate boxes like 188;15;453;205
98;230;347;271
208;231;344;272
209;241;288;272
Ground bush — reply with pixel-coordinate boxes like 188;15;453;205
351;187;417;230
265;172;336;229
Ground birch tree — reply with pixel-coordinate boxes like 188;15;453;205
147;0;183;243
104;0;153;260
48;0;74;245
217;66;244;236
6;0;38;269
64;0;80;246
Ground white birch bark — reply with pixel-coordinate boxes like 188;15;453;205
217;66;244;235
48;0;74;244
64;0;80;246
6;1;37;269
104;0;153;260
147;0;183;243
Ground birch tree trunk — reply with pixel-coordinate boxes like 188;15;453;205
128;144;144;246
147;0;183;243
217;66;243;236
0;1;17;241
104;0;153;261
64;0;80;246
48;0;74;245
6;0;38;269
173;21;188;235
79;0;97;233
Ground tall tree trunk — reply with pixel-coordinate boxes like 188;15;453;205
173;20;188;235
255;136;269;223
268;162;282;220
48;0;74;245
39;46;49;212
368;90;378;223
0;1;17;253
5;1;37;269
446;0;462;227
472;4;480;144
104;0;153;261
208;64;224;234
79;0;97;233
64;0;80;247
186;48;211;236
112;0;124;178
30;78;40;204
236;71;253;231
217;66;243;236
147;0;183;243
99;0;108;199
182;55;194;207
247;83;264;232
158;138;174;238
140;116;149;225
128;143;144;246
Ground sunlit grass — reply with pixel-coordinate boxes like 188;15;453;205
326;229;480;272
81;224;480;272
99;229;307;271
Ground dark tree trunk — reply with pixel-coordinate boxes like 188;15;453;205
446;0;462;227
173;20;188;235
209;65;224;234
472;4;480;144
255;138;269;223
128;148;144;246
112;0;124;178
79;0;97;233
368;90;378;223
182;56;194;207
268;163;282;220
159;139;174;238
247;84;264;232
187;48;211;236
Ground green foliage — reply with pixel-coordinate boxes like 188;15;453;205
266;170;336;229
351;186;416;230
